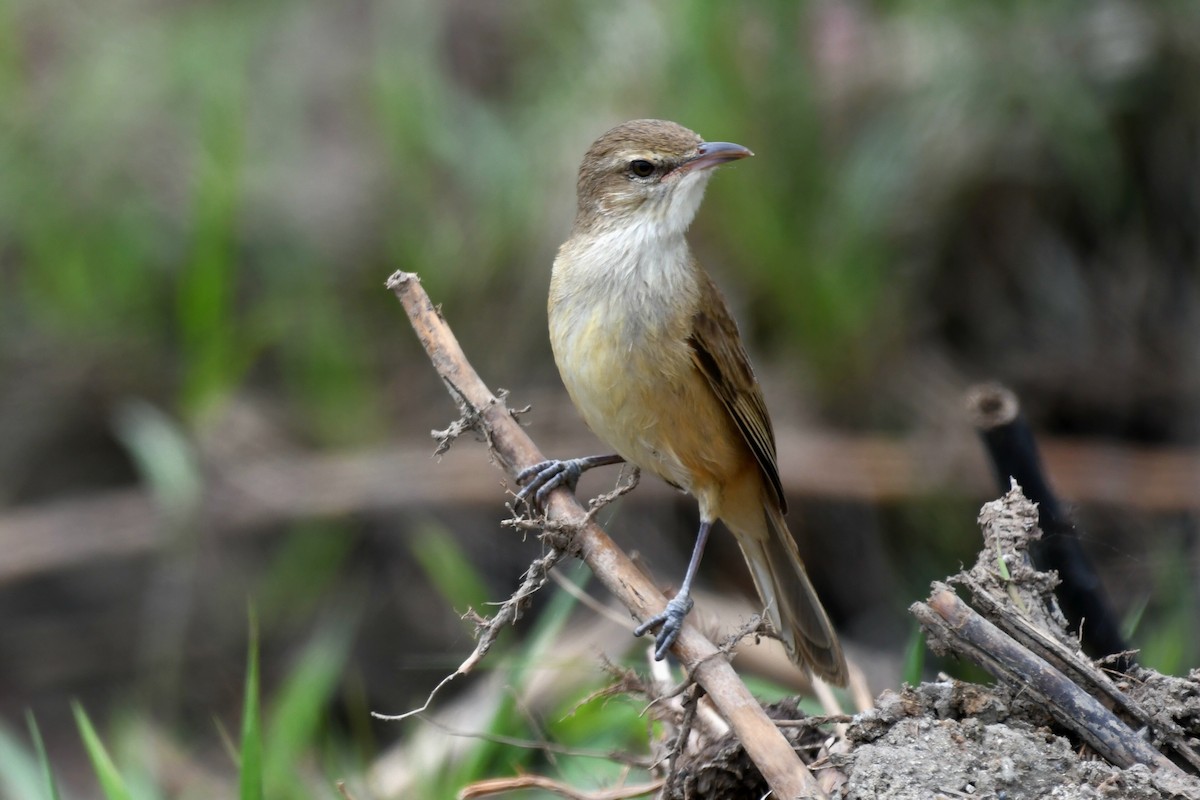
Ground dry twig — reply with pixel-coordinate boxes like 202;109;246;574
459;773;663;800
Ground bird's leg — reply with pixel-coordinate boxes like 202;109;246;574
634;519;713;660
515;454;625;510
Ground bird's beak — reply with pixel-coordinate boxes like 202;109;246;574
676;141;754;175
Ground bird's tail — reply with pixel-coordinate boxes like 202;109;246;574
733;502;848;685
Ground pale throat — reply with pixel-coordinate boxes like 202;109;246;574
570;215;698;333
580;173;710;296
552;171;711;357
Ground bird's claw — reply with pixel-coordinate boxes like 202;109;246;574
515;458;586;510
633;594;694;660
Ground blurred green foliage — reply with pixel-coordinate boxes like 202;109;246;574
1133;536;1199;676
1;614;359;800
0;715;59;800
4;0;1198;431
238;612;263;800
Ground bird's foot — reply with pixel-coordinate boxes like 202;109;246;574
633;593;695;660
515;454;623;510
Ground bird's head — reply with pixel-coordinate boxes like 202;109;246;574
573;119;753;237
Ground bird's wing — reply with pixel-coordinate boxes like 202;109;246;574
687;269;786;513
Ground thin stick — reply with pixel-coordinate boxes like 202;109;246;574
387;271;828;800
459;774;663;800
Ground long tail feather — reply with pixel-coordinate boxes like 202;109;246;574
735;504;848;685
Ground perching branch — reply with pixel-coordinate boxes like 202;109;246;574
384;271;829;800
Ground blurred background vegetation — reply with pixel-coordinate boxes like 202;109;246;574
2;0;1199;796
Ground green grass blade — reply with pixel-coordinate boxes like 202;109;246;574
239;612;264;800
71;702;132;800
1121;594;1149;641
111;400;203;524
262;611;358;795
0;722;53;800
176;32;249;416
409;520;489;612
902;625;926;686
26;712;62;800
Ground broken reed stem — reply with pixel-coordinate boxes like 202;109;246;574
914;585;1176;774
386;271;828;800
910;485;1195;789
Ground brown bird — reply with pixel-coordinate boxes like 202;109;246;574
518;119;847;684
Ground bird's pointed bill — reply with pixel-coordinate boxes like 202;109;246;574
674;141;754;175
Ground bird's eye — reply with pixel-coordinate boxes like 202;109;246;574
629;159;655;178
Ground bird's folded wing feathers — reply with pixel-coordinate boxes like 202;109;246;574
686;270;786;513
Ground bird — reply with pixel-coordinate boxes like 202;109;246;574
517;119;847;685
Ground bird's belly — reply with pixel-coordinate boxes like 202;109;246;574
550;305;744;498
